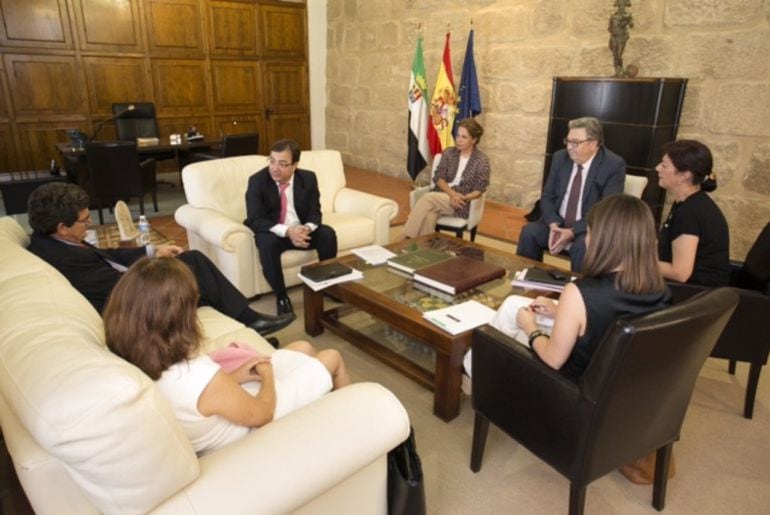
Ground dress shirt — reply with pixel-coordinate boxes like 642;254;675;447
270;176;318;237
558;153;596;225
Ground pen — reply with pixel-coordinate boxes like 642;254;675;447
447;314;461;323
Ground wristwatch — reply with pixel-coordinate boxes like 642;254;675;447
527;329;547;349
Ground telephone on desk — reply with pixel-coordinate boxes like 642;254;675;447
186;127;204;142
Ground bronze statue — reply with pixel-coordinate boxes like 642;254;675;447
608;0;634;77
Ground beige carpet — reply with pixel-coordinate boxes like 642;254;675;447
252;277;770;515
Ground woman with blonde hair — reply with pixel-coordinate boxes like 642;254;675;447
104;257;350;455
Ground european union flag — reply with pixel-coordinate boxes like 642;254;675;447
453;29;481;136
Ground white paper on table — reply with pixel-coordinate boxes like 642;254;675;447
422;300;497;336
350;245;397;265
298;268;364;291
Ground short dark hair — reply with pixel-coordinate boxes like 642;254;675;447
661;139;717;192
457;118;484;144
27;182;90;235
104;257;202;380
270;138;301;164
568;117;604;146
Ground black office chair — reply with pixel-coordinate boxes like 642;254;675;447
112;102;161;141
85;141;158;224
190;132;259;161
667;221;770;419
470;288;739;515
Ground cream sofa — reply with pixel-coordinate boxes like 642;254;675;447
0;216;410;515
175;151;399;297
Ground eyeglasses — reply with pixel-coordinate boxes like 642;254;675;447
73;214;92;225
268;158;295;169
563;138;594;148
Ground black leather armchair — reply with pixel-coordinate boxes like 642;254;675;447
190;132;259;161
112;102;161;141
85;141;158;224
667;221;770;419
470;288;739;515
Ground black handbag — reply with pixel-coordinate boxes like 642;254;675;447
387;427;426;515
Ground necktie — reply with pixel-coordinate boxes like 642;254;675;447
563;164;583;228
278;182;289;224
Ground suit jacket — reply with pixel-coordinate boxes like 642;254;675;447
540;147;626;236
432;147;490;219
244;168;324;233
27;234;146;312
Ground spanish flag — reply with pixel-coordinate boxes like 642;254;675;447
407;34;430;180
427;32;457;156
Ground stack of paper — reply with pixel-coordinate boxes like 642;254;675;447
351;245;397;265
422;300;497;335
298;268;364;292
488;294;556;346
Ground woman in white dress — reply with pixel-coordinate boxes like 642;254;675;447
104;257;350;455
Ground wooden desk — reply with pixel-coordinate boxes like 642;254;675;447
0;170;68;215
55;138;220;194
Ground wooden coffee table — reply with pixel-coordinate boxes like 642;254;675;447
303;233;558;422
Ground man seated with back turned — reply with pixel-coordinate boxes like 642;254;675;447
244;139;338;316
27;182;294;338
516;116;626;272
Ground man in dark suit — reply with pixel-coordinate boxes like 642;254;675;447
244;139;338;316
26;182;293;337
517;117;626;272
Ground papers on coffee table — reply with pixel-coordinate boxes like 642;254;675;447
298;267;364;291
510;268;572;293
350;245;397;265
422;300;497;335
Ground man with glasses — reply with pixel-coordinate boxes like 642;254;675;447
517;116;626;272
244;139;338;316
26;182;294;338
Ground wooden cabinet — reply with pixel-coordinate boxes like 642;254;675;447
0;0;310;172
543;77;688;223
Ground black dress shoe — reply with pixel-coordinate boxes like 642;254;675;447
248;312;295;336
276;295;294;316
265;337;280;349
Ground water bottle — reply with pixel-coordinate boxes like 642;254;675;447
138;215;151;246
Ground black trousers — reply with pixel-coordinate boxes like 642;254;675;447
177;250;249;319
255;225;337;296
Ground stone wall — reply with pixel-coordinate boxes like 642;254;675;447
325;0;770;259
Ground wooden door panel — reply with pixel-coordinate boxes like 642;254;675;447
145;0;204;57
211;61;261;111
263;62;307;111
266;113;308;150
0;123;19;171
4;54;85;117
83;57;150;115
259;4;306;58
151;59;209;115
18;121;84;170
0;0;72;49
214;113;264;151
0;70;10;119
208;1;257;56
72;0;142;52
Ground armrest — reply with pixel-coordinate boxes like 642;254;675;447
472;325;581;459
466;195;485;230
174;205;253;253
409;185;431;209
153;383;410;515
333;188;398;221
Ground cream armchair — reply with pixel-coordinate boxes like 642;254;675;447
409;154;486;241
175;151;399;297
0;216;410;515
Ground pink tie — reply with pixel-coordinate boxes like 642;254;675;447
278;182;289;224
